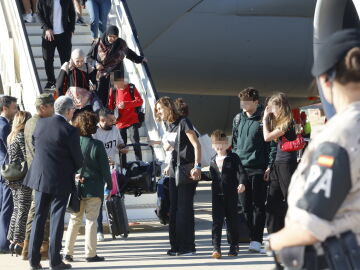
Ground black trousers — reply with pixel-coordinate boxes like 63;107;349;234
169;178;197;252
97;76;110;107
239;173;267;243
266;162;297;234
29;191;68;267
120;125;142;165
212;193;239;249
42;32;72;82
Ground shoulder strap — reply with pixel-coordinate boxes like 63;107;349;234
129;83;135;100
111;86;117;109
234;113;242;130
80;139;93;178
177;119;182;166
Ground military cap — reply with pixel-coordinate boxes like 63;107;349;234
35;93;55;107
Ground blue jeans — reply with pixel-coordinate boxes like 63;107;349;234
97;199;103;234
0;181;13;251
86;0;112;38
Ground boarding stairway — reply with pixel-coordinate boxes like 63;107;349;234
0;0;166;222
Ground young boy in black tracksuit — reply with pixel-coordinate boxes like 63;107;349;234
209;130;247;258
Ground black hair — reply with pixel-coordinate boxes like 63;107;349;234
98;108;114;118
0;96;17;112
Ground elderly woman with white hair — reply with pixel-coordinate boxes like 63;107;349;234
55;48;99;117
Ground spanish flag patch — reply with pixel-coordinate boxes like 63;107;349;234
317;155;335;168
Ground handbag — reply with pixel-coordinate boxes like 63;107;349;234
66;87;92;109
66;141;93;213
1;153;28;182
280;134;305;152
175;119;194;186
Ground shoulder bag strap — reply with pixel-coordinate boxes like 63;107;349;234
176;119;182;166
129;84;135;100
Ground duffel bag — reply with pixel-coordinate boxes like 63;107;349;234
125;161;156;195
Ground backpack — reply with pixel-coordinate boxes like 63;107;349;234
129;84;145;128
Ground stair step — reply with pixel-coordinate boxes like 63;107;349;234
28;34;94;45
25;24;90;35
30;45;91;58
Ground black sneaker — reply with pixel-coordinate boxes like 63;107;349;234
228;245;238;257
85;255;105;262
30;264;42;270
50;262;72;270
176;250;196;256
63;255;73;262
166;249;177;256
44;81;56;90
76;17;86;25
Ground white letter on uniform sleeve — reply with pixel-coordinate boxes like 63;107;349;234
311;169;333;198
305;165;322;190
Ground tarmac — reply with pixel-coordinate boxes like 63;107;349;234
0;182;275;270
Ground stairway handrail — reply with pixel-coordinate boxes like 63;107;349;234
0;0;42;113
119;0;159;100
13;0;42;96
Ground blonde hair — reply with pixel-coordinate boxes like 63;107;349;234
7;111;31;144
266;93;293;133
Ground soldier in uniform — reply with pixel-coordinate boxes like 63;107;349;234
21;94;55;260
265;29;360;269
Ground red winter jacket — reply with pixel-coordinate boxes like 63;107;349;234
107;84;143;129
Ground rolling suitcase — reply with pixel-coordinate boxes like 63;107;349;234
105;166;129;239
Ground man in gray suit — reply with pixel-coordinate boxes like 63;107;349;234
23;96;83;270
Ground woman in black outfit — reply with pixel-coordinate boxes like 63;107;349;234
154;97;202;256
262;93;298;233
87;25;146;106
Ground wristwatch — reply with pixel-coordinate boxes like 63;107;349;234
194;163;201;170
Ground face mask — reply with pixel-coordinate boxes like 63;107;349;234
316;70;337;119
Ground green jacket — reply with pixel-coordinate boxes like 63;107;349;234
78;136;112;199
232;105;277;171
24;114;40;167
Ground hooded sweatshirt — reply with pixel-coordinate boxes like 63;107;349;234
232;105;276;174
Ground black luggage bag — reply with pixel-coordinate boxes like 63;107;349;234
105;166;129;239
124;143;161;196
226;199;251;243
105;194;129;239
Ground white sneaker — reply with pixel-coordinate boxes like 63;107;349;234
32;13;40;23
23;13;33;23
248;241;262;253
97;233;105;242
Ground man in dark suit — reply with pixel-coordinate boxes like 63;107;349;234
23;96;83;270
37;0;75;90
0;96;18;253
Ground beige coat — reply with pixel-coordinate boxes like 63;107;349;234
286;101;360;243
